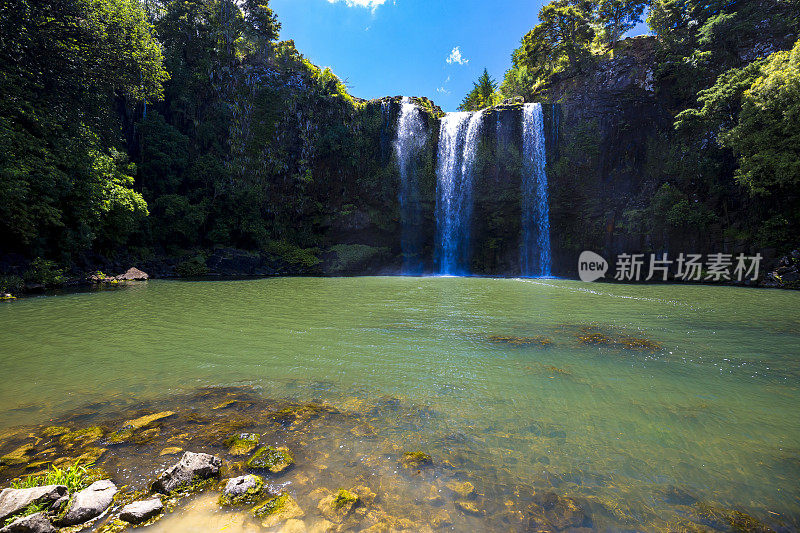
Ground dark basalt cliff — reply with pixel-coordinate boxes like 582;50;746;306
544;36;676;276
0;37;787;287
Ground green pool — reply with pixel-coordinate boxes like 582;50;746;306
1;277;798;531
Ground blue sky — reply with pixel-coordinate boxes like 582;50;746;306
270;0;649;111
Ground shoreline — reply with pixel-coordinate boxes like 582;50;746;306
1;386;793;532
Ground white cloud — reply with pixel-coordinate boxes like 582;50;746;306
436;87;450;94
327;0;388;11
446;47;469;65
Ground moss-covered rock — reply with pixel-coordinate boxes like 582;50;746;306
246;446;294;473
59;426;104;448
159;447;183;456
40;426;70;438
688;503;774;532
224;433;260;456
0;443;35;465
317;488;360;523
455;500;483;516
400;451;432;469
251;492;304;529
575;326;662;352
218;474;266;507
445;480;475;499
52;446;106;468
122;411;175;430
487;335;554;347
526;491;592;530
105;429;134;445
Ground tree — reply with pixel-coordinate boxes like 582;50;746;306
722;40;800;194
0;0;167;259
538;0;594;70
242;0;281;50
499;0;595;99
459;69;500;111
596;0;648;52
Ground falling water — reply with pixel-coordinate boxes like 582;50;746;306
435;110;484;275
521;103;552;277
394;97;427;274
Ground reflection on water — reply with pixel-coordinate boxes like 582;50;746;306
0;277;799;530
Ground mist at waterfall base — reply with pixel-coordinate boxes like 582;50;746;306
392;99;553;278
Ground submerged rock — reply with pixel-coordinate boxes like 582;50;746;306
0;443;35;466
445;481;475;499
689;503;774;533
40;427;69;439
400;451;432;469
526;491;592;531
219;475;265;507
56;479;118;526
455;500;483;516
159;447;183;456
118;498;163;524
107;411;174;444
123;411;175;430
52;446;105;469
246;446;294;474
152;451;221;494
318;489;359;523
0;512;56;533
575;326;662;352
58;426;104;448
0;485;67;522
251;492;304;529
430;509;453;528
487;335;554;347
224;433;260;456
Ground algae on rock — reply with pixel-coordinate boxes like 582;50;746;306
251;492;304;529
245;446;294;474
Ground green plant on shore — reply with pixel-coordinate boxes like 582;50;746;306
23;258;65;287
12;462;98;494
4;462;102;526
2;501;48;526
0;275;23;294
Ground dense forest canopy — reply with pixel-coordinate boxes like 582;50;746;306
0;0;798;287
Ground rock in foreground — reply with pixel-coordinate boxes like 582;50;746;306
0;512;56;533
119;498;163;524
246;446;294;474
251;492;303;529
56;479;117;526
152;451;221;493
219;475;265;507
0;485;67;522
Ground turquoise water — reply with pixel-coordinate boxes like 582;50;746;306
1;278;799;529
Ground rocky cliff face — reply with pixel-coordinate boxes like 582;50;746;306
544;36;674;275
321;39;735;278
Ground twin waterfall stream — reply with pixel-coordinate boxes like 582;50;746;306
392;98;552;276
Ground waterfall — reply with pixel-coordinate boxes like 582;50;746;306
521;103;552;277
435;110;484;275
393;97;427;274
